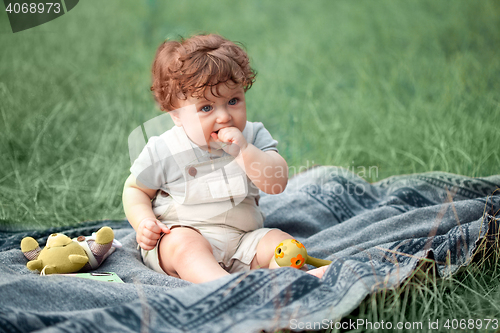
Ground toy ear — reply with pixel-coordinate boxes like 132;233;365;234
95;227;114;245
21;237;39;252
21;237;41;261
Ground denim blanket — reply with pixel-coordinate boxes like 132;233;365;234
1;167;499;333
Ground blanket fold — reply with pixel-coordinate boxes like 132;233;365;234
1;167;499;333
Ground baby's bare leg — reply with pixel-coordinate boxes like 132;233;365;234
158;227;229;283
251;229;328;278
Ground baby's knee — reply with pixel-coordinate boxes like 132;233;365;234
158;228;211;268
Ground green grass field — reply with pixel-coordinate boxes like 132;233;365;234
1;0;499;332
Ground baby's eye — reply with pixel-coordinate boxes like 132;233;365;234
228;98;238;106
200;105;213;112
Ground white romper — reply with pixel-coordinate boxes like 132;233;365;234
139;124;274;274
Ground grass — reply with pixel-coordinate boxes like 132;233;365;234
1;0;499;331
340;246;500;333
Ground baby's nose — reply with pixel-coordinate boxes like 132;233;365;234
216;108;232;122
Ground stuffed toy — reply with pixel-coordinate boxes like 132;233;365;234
20;226;121;275
275;239;332;269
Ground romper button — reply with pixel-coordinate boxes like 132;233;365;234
77;236;85;242
188;166;197;177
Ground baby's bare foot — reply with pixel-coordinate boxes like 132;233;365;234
306;265;329;278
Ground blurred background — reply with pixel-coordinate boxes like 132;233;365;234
1;0;499;230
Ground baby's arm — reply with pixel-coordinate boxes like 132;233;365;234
239;146;288;194
213;128;288;194
122;174;170;250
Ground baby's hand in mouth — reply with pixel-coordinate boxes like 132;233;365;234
210;127;248;156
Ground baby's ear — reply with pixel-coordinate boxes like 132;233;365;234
168;110;182;127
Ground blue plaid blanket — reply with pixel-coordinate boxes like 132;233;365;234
1;167;499;333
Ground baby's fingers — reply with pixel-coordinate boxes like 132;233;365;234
136;233;155;250
138;240;156;251
142;218;167;234
139;227;161;241
155;220;170;234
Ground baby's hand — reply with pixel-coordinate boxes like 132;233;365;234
211;127;248;156
136;218;170;251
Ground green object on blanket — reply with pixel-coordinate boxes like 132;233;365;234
58;272;124;283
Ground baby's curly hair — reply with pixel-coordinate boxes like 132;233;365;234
151;34;256;111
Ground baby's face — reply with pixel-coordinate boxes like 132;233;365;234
170;83;247;148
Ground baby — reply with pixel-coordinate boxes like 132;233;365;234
123;34;326;283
